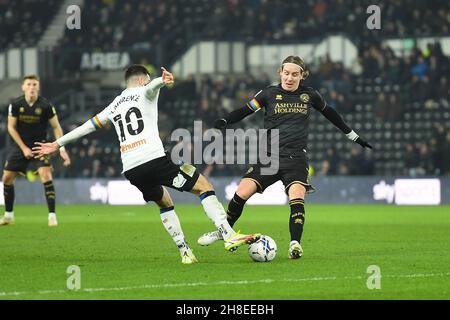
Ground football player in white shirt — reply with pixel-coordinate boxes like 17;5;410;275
32;65;260;264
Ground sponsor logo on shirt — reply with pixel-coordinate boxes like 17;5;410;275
18;115;40;123
120;138;147;153
300;93;310;103
274;103;308;114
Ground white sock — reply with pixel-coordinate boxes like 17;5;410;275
48;212;56;219
160;207;186;249
5;211;14;219
200;193;235;240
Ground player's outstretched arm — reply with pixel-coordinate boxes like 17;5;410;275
214;90;265;129
319;105;373;149
144;67;174;100
345;130;372;149
214;106;255;129
32;115;105;158
32;141;59;157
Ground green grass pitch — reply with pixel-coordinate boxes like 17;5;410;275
0;204;449;300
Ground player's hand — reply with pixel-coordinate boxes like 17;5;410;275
59;149;71;167
214;118;227;130
161;67;174;85
22;147;33;159
355;137;373;149
32;141;59;158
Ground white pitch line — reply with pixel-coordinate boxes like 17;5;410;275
1;272;449;298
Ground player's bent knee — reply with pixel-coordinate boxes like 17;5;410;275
287;183;306;199
156;187;174;208
190;174;214;196
2;171;17;185
236;179;258;200
38;168;53;183
144;186;165;203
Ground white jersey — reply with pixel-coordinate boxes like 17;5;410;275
94;77;166;172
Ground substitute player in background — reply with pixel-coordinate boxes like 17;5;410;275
198;56;372;259
1;75;71;227
33;65;260;264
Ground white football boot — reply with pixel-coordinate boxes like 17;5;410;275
288;240;303;259
197;230;223;246
180;246;198;264
0;216;15;226
48;214;58;227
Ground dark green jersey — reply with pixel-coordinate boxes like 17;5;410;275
247;84;326;156
8;95;57;146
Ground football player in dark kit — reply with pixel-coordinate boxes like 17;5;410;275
1;75;71;227
198;56;372;259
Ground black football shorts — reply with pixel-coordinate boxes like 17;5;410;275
124;153;200;202
243;150;315;194
4;145;51;175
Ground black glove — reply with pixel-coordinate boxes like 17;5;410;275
214;118;227;130
355;137;373;149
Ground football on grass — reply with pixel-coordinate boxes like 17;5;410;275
248;235;277;262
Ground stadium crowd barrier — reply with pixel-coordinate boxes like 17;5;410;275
0;177;447;206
